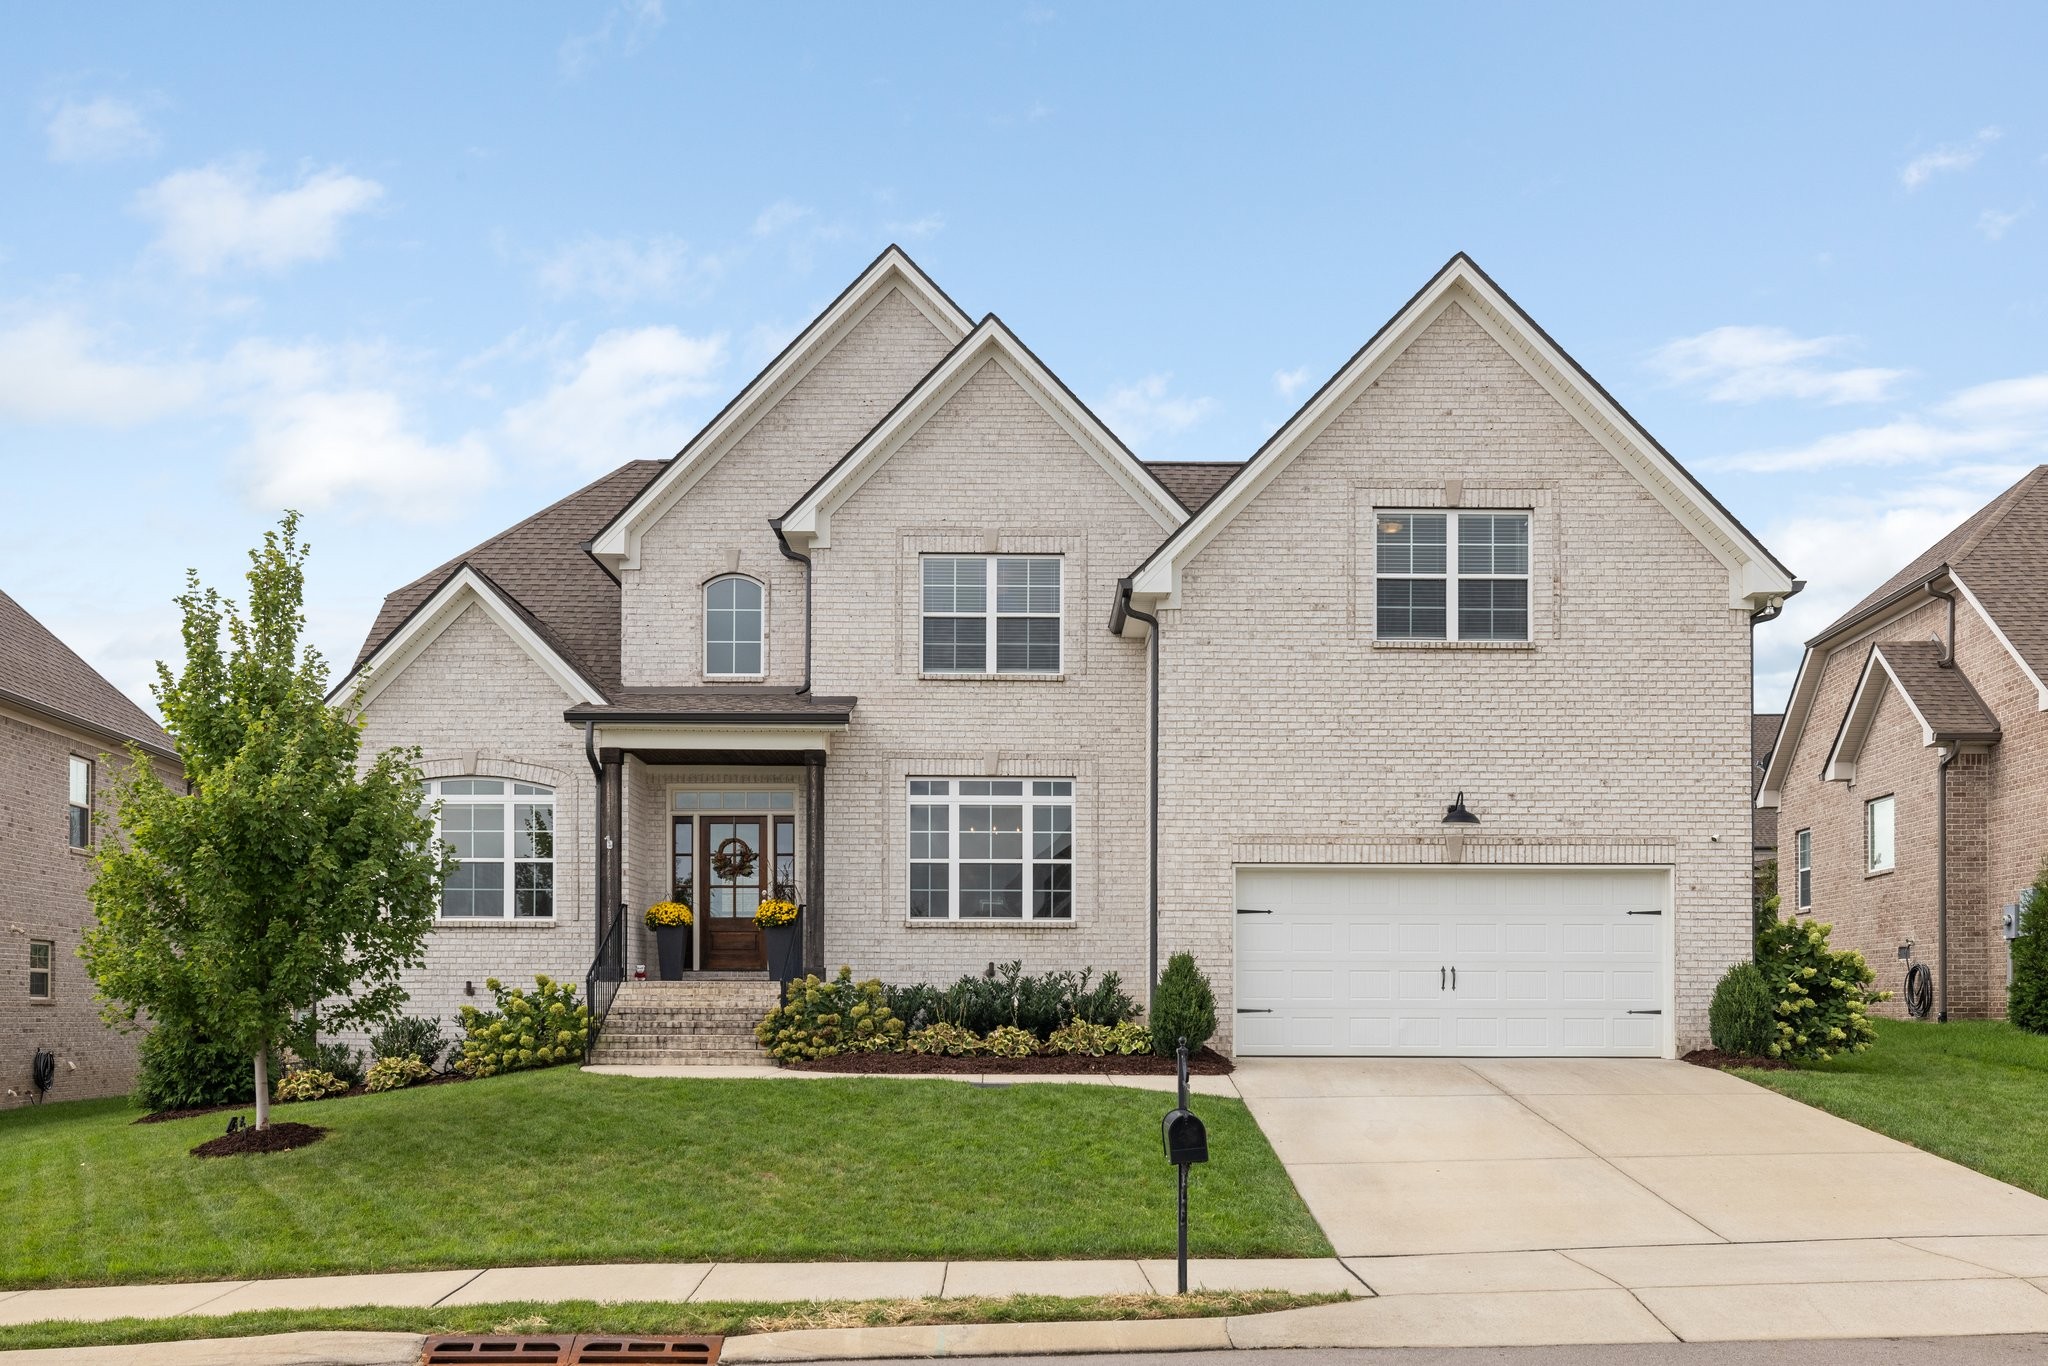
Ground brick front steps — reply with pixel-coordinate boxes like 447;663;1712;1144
588;976;780;1067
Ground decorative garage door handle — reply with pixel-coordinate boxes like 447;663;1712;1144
1627;1009;1663;1015
1626;909;1663;916
1236;1007;1274;1014
1235;907;1272;914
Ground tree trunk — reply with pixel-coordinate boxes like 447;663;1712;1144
253;1050;270;1130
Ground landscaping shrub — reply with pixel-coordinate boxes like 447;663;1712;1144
884;962;1139;1038
455;975;590;1077
1150;952;1217;1056
906;1022;985;1056
370;1016;447;1070
274;1068;349;1102
755;968;906;1062
1045;1018;1153;1056
290;1037;364;1087
1752;858;1781;953
1709;961;1778;1056
983;1024;1039;1057
134;1018;263;1112
2012;860;2048;1033
363;1055;435;1093
1755;918;1883;1061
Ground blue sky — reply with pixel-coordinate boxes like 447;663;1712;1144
5;2;2045;714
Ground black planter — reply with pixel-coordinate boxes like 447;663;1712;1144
762;917;803;986
654;924;691;979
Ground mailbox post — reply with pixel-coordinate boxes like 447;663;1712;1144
1161;1037;1209;1293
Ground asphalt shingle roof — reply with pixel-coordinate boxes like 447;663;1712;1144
0;589;175;758
1875;640;2001;740
1145;461;1243;514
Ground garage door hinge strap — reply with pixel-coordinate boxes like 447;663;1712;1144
1236;1007;1274;1014
1627;1009;1663;1015
1235;907;1271;914
1626;909;1663;916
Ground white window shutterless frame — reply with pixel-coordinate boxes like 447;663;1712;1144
429;778;557;919
704;576;764;677
921;556;1062;674
907;779;1074;919
1795;828;1812;909
1375;510;1530;642
1866;795;1895;874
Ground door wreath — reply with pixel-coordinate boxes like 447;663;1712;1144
710;836;758;883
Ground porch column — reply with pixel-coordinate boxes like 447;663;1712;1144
804;750;825;977
601;748;625;974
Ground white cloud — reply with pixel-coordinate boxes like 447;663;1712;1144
1273;366;1312;400
134;160;384;274
1712;369;2048;473
560;0;666;77
885;213;945;240
535;234;713;303
1095;374;1217;445
238;387;493;519
503;326;727;470
752;199;811;236
44;96;159;163
1978;207;2025;241
1940;374;2048;422
1651;325;1904;405
1899;127;2000;190
0;314;205;424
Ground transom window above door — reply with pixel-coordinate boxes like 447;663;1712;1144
922;555;1062;674
1375;510;1530;642
908;778;1073;920
705;575;764;677
427;778;555;920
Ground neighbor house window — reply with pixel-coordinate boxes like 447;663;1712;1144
1795;828;1812;909
921;556;1062;674
1865;795;1895;874
428;778;555;919
907;778;1073;920
1375;510;1530;641
704;576;764;677
67;756;91;848
28;940;54;1001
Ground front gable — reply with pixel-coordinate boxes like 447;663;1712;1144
1123;255;1797;619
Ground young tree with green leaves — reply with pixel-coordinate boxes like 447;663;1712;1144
83;514;451;1128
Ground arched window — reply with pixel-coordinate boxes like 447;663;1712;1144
705;576;764;676
427;778;555;920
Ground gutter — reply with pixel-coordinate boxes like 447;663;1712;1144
1929;577;1959;1024
585;720;606;956
770;517;814;696
1114;577;1163;1011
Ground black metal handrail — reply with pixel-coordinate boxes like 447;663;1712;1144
583;904;626;1063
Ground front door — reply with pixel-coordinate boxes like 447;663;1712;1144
702;816;766;971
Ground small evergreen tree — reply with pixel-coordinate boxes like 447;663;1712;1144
1752;858;1781;955
82;515;451;1128
2011;859;2048;1034
1150;952;1217;1056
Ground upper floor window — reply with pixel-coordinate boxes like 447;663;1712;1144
908;778;1073;920
428;778;555;920
1794;828;1812;909
67;756;92;848
28;939;54;1001
705;576;764;677
922;555;1062;675
1865;795;1895;874
1375;510;1529;642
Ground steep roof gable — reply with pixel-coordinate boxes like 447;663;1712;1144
589;245;972;571
1822;639;2000;782
1124;254;1798;612
0;589;174;759
776;315;1186;546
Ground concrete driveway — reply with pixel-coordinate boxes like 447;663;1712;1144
1234;1056;2048;1343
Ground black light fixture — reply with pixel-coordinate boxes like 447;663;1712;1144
1442;791;1480;825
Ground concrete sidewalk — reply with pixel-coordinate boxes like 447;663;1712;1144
581;1063;1245;1096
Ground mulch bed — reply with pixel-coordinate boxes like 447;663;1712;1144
1682;1047;1798;1072
134;1070;470;1125
786;1047;1234;1076
189;1121;327;1158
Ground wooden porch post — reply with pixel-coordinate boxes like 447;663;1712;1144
804;750;825;977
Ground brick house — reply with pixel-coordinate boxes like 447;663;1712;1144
1;590;179;1107
1759;466;2048;1021
342;249;1796;1059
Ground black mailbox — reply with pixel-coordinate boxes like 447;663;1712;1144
1162;1108;1209;1165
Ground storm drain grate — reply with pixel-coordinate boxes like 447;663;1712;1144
422;1334;722;1365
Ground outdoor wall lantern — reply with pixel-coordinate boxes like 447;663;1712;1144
1441;792;1480;825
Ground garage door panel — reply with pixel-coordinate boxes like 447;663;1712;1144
1235;867;1668;1058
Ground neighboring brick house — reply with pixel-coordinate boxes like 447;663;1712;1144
0;590;179;1107
1754;712;1783;866
342;248;1796;1058
1759;466;2048;1022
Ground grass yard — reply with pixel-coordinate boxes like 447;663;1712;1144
0;1290;1345;1353
0;1069;1328;1289
1737;1018;2048;1197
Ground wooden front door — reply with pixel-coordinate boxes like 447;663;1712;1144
702;815;766;971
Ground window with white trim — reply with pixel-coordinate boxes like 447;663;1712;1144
1865;795;1895;874
428;778;556;919
704;576;764;677
907;779;1073;919
67;755;91;848
28;939;53;1001
1375;510;1530;641
921;556;1062;674
1795;828;1812;909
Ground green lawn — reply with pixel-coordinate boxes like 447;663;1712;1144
0;1069;1328;1289
1737;1018;2048;1197
0;1291;1344;1354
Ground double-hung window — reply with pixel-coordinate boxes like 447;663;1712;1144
1375;510;1530;641
1794;828;1812;910
921;556;1062;674
67;756;91;848
1866;795;1895;874
428;778;556;919
908;779;1073;920
28;939;54;1001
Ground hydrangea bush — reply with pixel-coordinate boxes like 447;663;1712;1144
455;975;589;1077
1757;918;1884;1061
755;968;905;1061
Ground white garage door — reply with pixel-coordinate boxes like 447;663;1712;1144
1234;866;1669;1057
